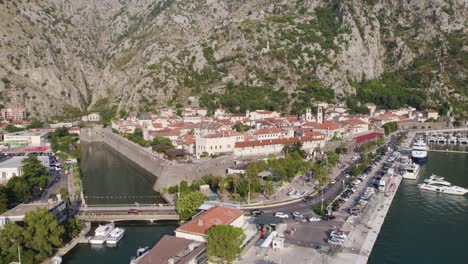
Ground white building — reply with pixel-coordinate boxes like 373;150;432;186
81;112;101;122
234;134;325;158
3;130;49;147
246;110;280;120
0;156;49;183
250;127;292;140
195;131;244;156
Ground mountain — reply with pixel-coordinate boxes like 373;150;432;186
0;0;466;120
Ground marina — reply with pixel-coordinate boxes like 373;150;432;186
369;149;468;263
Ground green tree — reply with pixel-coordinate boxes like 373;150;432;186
0;223;26;263
23;208;64;262
218;177;228;194
4;125;24;133
151;136;174;153
21;155;50;194
263;180;275;197
63;219;82;241
206;225;246;263
0;187;7;213
6;177;31;202
59;188;70;205
176;192;207;220
26;119;44;129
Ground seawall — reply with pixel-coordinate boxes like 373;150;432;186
80;127;234;191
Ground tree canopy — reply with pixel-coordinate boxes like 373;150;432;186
176;191;207;221
0;208;64;264
206;225;246;263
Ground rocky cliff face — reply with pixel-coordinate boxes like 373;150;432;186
0;0;466;119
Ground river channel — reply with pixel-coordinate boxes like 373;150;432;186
80;142;164;205
369;145;468;263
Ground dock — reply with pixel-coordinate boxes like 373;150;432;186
332;175;402;264
427;149;468;154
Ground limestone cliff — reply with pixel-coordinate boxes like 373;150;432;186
0;0;466;119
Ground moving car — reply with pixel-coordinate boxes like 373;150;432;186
292;212;302;218
128;209;139;215
309;217;321;222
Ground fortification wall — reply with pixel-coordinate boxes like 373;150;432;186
80;127;234;191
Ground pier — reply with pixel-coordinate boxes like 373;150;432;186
427;149;468;154
333;175;403;264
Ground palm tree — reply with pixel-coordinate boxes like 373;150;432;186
263;181;275;197
218;177;228;194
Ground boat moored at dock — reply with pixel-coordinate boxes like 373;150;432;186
106;227;125;245
402;163;420;180
411;138;428;164
89;223;114;245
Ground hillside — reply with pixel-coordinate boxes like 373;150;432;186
0;0;466;120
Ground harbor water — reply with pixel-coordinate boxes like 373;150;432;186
369;147;468;263
62;222;177;264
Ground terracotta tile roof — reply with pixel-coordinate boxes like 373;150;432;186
235;135;325;148
252;127;287;135
202;131;242;139
340;118;368;126
136;235;206;264
355;132;384;144
301;121;342;130
176;206;244;236
149;129;181;137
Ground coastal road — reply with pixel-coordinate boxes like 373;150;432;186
40;169;68;202
251;132;402;216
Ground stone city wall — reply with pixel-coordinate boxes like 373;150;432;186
80;127;234;190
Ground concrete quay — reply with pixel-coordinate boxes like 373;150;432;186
331;175;402;264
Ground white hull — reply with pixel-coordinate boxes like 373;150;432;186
90;224;114;245
106;228;125;245
411;151;427;159
89;237;107;245
418;184;468;196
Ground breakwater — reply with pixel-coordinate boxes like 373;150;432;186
80;127;234;191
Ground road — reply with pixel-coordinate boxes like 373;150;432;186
255;132;403;216
40;168;68;202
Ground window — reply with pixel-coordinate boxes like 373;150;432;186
2;172;6;179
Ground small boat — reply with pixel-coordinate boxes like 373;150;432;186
458;137;468;144
90;223;114;245
427;136;437;142
130;246;150;264
424;174;451;186
50;256;62;264
106;227;125;245
418;183;468;196
448;136;457;144
402;162;420;180
437;136;447;143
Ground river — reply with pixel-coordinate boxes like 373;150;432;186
369;144;468;263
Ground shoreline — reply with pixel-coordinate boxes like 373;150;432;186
332;174;403;264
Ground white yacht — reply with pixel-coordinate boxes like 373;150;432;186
106;227;125;245
90;223;114;245
427;135;437;142
418;183;468;196
437;136;447;144
423;174;451;186
458;137;468;144
411;138;428;164
403;163;420;180
448;136;457;144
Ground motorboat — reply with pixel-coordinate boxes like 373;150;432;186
418;183;468;196
411;138;428;164
448;136;457;144
437;136;447;143
402;162;420;180
130;246;150;264
50;256;62;264
427;136;437;142
423;174;451;186
89;223;114;245
106;227;125;245
458;137;468;144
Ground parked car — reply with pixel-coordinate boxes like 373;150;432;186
274;212;289;219
250;210;264;216
295;215;307;223
303;196;313;202
322;215;336;220
292;212;302;218
128;209;139;215
309;217;321;222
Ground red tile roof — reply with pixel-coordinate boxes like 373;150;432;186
355;132;384;144
302;121;342;130
252;127;287;135
176;206;244;236
136;235;206;264
341;118;368;126
235;135;324;148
